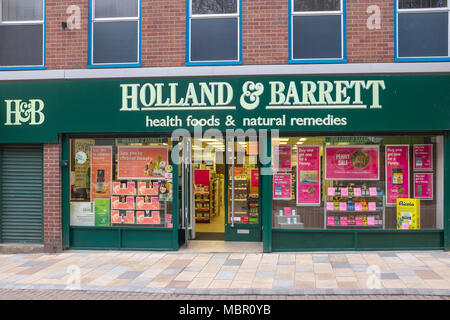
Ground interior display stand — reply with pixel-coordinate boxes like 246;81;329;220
324;185;385;229
274;207;304;229
229;177;250;223
195;186;211;223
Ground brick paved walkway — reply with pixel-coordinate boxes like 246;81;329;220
0;250;449;296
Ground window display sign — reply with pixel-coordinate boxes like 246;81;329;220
117;146;169;180
386;145;410;206
414;173;433;200
250;169;259;194
94;198;110;227
297;145;321;206
413;144;433;171
396;198;420;230
325;145;379;180
74;139;94;189
273;174;292;200
70;202;94;226
90;146;113;201
194;169;210;187
251;169;259;188
273;145;292;170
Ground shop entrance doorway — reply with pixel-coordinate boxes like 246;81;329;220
179;136;262;247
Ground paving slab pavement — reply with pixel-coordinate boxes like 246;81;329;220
0;250;448;297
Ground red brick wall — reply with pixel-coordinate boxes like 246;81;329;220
44;0;396;69
43;142;62;252
141;0;186;67
242;0;289;65
46;0;89;69
346;0;395;63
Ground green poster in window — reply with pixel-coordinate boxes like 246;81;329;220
94;198;110;226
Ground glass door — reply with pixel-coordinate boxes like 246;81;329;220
180;137;195;246
225;137;262;241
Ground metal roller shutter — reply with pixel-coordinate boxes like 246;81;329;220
0;145;43;244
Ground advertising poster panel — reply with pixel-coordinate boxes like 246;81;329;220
273;145;292;170
413;144;433;171
386;145;410;206
90;146;113;201
273;174;292;200
396;198;420;230
194;169;210;187
414;173;433;200
325;145;379;180
297;145;321;206
118;146;169;180
70;202;94;226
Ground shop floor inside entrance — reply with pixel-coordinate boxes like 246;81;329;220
179;241;263;253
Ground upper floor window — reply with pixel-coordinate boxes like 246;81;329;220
89;0;140;67
290;0;345;63
187;0;241;65
397;0;450;61
0;0;45;69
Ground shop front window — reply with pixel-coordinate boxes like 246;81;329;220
290;0;344;62
272;136;444;230
69;137;173;229
188;0;240;64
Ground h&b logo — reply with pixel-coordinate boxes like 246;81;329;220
4;99;45;126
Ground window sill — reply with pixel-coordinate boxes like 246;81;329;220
289;59;347;64
0;65;45;71
186;60;243;66
395;57;450;62
87;63;141;69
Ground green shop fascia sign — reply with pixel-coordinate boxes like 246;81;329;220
1;75;449;143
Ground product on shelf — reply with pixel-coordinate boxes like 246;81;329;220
325;183;384;228
112;181;136;195
111;210;135;224
111;196;135;210
138;181;159;195
136;196;160;210
136;210;161;224
195;184;211;223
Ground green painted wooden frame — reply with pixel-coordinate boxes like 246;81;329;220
272;229;444;251
0;147;2;242
62;135;179;251
444;131;450;251
262;132;272;253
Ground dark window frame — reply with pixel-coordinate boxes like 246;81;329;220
187;0;242;65
289;0;346;64
395;0;450;61
88;0;141;68
0;0;45;70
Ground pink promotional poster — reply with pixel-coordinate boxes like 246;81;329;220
273;174;292;200
297;146;321;206
251;169;259;187
413;144;433;171
325;146;379;180
273;145;292;170
414;173;433;200
385;145;410;206
194;169;210;187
